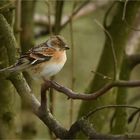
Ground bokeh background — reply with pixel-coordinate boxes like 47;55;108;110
0;0;140;139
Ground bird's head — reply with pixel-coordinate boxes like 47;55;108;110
46;35;70;51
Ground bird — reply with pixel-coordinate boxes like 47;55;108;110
0;35;69;81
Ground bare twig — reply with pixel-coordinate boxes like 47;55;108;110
45;0;54;115
132;112;140;132
128;109;140;123
34;1;109;38
94;19;117;80
35;1;109;28
122;0;128;21
45;0;52;35
69;1;76;125
44;80;140;101
91;70;112;80
14;0;21;46
61;0;91;30
84;105;140;119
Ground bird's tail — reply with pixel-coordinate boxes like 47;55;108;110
0;65;16;73
0;63;30;74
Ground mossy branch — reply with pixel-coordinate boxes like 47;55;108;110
0;11;68;139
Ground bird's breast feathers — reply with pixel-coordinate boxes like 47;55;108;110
27;50;67;80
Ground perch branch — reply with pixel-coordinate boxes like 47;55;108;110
9;74;68;139
44;80;140;101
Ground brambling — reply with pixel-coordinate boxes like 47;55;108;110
0;35;69;81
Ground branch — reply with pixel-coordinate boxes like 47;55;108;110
9;74;68;139
84;105;140;119
43;80;140;100
68;117;140;139
0;12;69;139
45;0;52;35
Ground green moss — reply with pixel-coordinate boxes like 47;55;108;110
0;1;16;138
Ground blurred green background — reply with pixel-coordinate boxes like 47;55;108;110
3;0;140;139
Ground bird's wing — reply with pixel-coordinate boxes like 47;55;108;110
26;43;56;65
13;46;55;69
0;42;55;73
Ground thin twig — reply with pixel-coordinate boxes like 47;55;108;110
128;108;140;123
35;0;109;38
122;0;128;21
69;1;77;125
132;112;140;132
91;70;112;80
61;0;91;30
45;1;54;119
94;19;117;80
14;0;21;46
45;0;53;35
84;105;140;119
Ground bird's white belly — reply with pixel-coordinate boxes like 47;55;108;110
40;62;64;78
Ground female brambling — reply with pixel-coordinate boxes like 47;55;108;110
0;35;69;80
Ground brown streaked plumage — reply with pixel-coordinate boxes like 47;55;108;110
0;35;69;80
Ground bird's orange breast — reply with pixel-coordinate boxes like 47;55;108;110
28;50;67;79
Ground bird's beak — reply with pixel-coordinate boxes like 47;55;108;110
64;45;70;50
